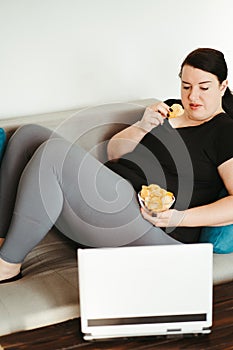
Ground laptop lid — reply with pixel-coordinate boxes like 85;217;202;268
78;244;213;340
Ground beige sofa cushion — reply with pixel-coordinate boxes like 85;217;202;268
0;230;79;336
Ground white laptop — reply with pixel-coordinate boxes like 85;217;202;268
77;243;213;341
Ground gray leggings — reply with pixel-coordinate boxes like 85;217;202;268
0;125;180;263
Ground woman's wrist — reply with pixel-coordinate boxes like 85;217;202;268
133;120;153;134
177;210;190;226
133;121;146;130
178;207;212;227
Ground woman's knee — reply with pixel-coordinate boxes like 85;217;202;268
14;124;52;142
7;124;53;156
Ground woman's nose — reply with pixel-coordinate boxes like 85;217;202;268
189;88;199;102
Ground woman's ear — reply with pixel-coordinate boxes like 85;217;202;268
220;79;228;95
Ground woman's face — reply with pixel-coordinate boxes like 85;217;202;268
180;65;227;121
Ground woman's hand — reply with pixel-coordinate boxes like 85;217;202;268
141;208;185;227
136;102;170;132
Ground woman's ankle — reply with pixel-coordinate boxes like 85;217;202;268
0;257;21;280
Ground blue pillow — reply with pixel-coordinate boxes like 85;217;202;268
0;128;6;161
199;188;233;254
199;225;233;254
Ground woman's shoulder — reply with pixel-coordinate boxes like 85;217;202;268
208;113;233;150
207;113;233;141
210;113;233;166
213;112;233;127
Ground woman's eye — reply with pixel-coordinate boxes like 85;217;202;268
200;87;209;91
182;86;190;90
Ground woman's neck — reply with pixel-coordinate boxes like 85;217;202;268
169;108;224;128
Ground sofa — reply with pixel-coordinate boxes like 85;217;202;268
0;98;233;337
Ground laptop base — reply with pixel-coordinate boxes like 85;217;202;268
83;328;211;341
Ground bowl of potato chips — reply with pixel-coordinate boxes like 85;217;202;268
138;184;175;214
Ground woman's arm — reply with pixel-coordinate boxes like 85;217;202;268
107;102;170;161
141;157;233;227
107;123;147;161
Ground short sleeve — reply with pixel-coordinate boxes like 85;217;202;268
214;120;233;166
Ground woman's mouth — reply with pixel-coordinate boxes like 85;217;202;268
189;103;202;110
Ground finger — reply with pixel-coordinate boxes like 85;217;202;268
150;102;170;112
156;210;169;219
157;107;170;118
154;112;164;124
141;208;158;225
150;103;170;118
140;208;150;219
148;112;164;126
153;211;171;227
141;208;152;220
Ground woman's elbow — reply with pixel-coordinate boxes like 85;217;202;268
107;143;119;162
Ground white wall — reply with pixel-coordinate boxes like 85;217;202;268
0;0;233;118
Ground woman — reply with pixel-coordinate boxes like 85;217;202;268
1;48;233;283
106;48;233;240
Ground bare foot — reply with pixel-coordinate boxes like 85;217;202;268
0;238;5;247
0;257;21;281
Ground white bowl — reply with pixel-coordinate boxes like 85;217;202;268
138;192;175;216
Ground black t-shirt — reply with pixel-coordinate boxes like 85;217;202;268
106;99;233;243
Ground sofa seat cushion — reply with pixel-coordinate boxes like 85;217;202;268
213;252;233;285
0;229;80;336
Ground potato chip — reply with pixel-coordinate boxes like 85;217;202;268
168;104;184;118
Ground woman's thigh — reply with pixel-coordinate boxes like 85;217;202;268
53;141;179;247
